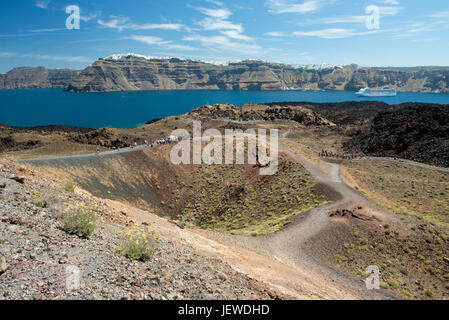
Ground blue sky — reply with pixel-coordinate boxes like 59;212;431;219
0;0;448;72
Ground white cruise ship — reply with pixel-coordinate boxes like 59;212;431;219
356;87;397;97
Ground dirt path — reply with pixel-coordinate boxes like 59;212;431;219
196;149;398;300
245;151;397;299
21;143;399;300
353;156;449;174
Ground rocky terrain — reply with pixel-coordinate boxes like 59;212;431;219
63;55;449;93
187;103;335;126
2;101;448;169
0;67;80;89
267;101;394;126
344;104;449;167
0;158;280;300
2;101;449;300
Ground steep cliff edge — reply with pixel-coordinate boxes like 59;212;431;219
64;55;449;93
64;56;289;92
0;66;80;89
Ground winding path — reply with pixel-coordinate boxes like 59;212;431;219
21;141;405;300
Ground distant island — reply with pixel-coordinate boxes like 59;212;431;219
0;66;79;90
1;54;449;93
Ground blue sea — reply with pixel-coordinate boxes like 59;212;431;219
1;89;449;129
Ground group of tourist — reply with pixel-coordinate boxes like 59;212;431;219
319;149;360;160
152;135;192;146
95;135;194;155
127;135;193;149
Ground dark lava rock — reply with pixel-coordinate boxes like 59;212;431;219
10;175;25;184
344;104;449;167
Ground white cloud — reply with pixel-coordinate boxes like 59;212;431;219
29;28;66;33
390;21;448;40
80;12;101;22
128;35;165;45
378;6;403;15
427;11;449;18
315;6;402;26
266;0;324;14
196;7;232;19
264;31;288;37
191;4;253;42
35;0;50;9
97;16;185;32
204;0;224;6
293;28;381;39
319;15;367;24
199;18;243;32
128;35;195;51
97;17;129;31
382;0;399;5
132;23;185;31
221;30;254;41
184;35;261;54
193;6;243;32
0;51;91;63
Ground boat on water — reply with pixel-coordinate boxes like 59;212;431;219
356;87;397;97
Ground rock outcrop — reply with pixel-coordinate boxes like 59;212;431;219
186;103;335;126
64;55;449;93
0;67;80;89
344;104;449;167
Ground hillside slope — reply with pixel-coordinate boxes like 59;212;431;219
0;158;280;300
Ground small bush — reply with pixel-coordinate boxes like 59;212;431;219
62;204;98;238
32;192;48;208
62;179;77;193
380;282;389;289
334;255;348;263
116;226;157;261
401;290;412;298
387;278;399;288
417;254;426;261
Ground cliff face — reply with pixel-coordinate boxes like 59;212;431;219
0;67;80;89
64;56;449;93
343;67;449;93
64;57;289;92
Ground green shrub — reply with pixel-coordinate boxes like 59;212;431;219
62;179;77;193
387;278;399;288
417;254;426;261
116;226;158;261
32;192;48;208
401;290;412;298
62;204;98;238
334;255;348;263
380;282;389;289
